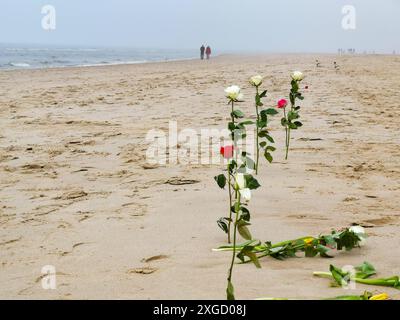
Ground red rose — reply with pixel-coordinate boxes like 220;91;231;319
220;145;234;159
277;99;288;109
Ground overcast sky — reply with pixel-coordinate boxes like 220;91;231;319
0;0;399;53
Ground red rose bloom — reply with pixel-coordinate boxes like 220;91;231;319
277;99;288;109
220;145;234;159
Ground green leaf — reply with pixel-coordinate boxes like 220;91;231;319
289;123;298;130
228;122;235;131
294;121;303;127
258;130;269;138
214;174;226;189
305;246;318;257
266;135;275;143
287;111;299;121
240;206;250;221
244;175;261;190
227;281;235;300
237;246;261;268
323;235;335;245
266;146;276;152
228;160;237;173
217;218;229;234
281;118;288;126
237;220;252;240
239;120;254;126
316;244;333;258
335;229;363;251
256;119;267;128
355;262;376;279
264;108;279;115
290;93;295;105
329;264;349;287
264;152;273;163
259;90;267;98
255;95;263;107
232;110;245;118
259;141;267;148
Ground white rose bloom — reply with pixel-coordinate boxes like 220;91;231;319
240;188;252;202
250;75;263;87
349;225;367;246
235;173;246;190
225;85;242;101
291;71;304;82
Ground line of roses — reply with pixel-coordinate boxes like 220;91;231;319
215;71;306;300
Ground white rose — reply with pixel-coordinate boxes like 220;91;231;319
349;225;367;246
235;173;246;190
240;188;252;202
249;75;263;87
291;71;304;82
225;85;243;101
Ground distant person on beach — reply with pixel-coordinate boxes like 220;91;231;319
334;61;340;71
200;45;205;60
316;59;321;67
206;46;212;59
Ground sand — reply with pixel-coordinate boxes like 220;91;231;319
0;54;399;300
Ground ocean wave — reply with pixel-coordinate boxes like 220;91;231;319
9;62;31;67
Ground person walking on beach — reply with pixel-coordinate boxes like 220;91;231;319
206;46;212;60
200;45;205;60
334;61;340;71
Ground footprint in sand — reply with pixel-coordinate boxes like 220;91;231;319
165;177;200;186
127;255;169;275
127;267;158;275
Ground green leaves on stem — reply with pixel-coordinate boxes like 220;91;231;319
254;87;278;173
214;227;367;263
281;76;305;160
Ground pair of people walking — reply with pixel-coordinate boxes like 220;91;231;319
200;45;212;60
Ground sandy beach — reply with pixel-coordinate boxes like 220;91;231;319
1;54;399;300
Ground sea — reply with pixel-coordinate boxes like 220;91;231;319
0;44;199;70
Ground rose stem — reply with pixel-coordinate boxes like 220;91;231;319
227;189;241;300
255;86;260;174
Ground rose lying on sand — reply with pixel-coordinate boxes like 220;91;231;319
249;75;263;87
213;226;367;264
220;145;234;159
324;292;391;301
257;291;390;301
314;261;400;290
225;85;244;102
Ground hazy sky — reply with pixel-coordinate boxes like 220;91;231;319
0;0;399;53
